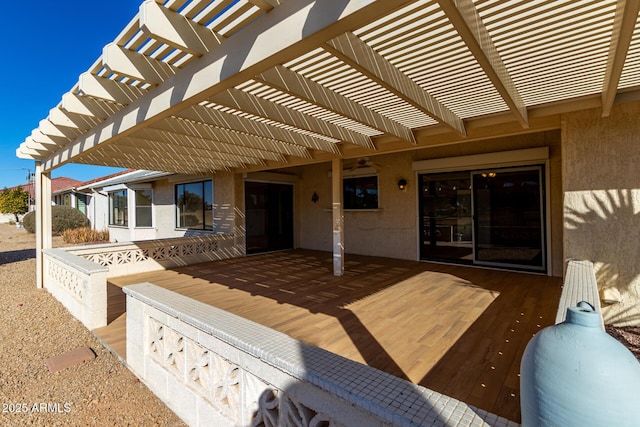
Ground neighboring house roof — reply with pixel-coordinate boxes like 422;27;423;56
77;169;135;188
78;170;173;191
50;177;84;195
2;177;82;196
2;169;171;198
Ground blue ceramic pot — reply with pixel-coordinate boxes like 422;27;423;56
520;303;640;427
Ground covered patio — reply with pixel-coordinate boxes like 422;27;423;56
15;0;640;425
96;250;561;422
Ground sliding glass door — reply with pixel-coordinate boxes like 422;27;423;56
419;172;473;263
472;167;545;270
419;166;546;272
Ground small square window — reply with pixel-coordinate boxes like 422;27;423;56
175;180;213;230
343;175;379;209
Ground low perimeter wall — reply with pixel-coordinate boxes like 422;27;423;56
124;282;518;427
556;260;604;329
43;234;239;330
68;233;240;278
43;248;109;330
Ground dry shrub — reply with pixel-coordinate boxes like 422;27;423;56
62;227;110;244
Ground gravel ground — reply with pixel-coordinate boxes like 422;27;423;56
0;224;185;426
606;325;640;362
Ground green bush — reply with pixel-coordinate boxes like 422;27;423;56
22;206;89;234
22;210;35;233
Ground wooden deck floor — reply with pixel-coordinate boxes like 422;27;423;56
94;249;562;422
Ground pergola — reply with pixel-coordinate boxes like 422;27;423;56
16;0;640;286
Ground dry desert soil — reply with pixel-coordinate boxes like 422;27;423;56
0;224;184;426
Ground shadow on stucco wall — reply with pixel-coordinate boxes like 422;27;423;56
564;189;640;326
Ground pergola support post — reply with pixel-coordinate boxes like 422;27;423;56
332;158;344;276
35;163;52;289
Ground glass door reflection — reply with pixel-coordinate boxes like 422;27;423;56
419;172;473;264
472;167;545;271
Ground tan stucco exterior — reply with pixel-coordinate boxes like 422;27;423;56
87;111;640;328
293;130;564;276
563;101;640;326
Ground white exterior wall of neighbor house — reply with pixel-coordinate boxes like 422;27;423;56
86;190;109;233
151;178;181;240
99;174;237;242
563;100;640;327
295;131;564;277
0;213;17;224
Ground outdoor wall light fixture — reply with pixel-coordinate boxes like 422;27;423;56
397;179;408;191
311;191;319;203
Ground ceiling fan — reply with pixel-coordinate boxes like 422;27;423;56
345;157;383;171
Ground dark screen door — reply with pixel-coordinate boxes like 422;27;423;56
245;182;294;254
472;167;545;271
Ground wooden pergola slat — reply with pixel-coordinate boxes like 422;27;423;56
136;126;288;162
325;31;467;136
437;0;528;128
257;65;416;144
211;88;376;149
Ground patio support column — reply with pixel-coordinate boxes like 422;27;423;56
332;158;344;276
35;162;52;289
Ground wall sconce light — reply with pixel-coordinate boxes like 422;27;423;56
481;172;496;178
311;191;319;203
397;178;408;191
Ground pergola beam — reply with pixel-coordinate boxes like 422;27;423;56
246;0;280;12
211;88;376;149
16;146;48;158
325;31;467;136
102;43;176;85
125;135;268;166
437;0;528;128
162;117;311;159
41;0;401;171
602;0;640;117
48;107;99;132
135;126;287;162
139;0;221;56
257;65;416;144
77;151;219;175
62;93;114;120
30;130;67;147
38;119;75;140
142;126;287;162
99;143;246;170
156;115;312;159
79;73;147;105
180;105;342;155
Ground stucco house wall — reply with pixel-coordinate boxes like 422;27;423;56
85;190;108;232
151;178;183;240
295;153;422;261
296;130;563;275
563;101;640;327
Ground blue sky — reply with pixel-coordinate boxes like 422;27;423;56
0;1;141;188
